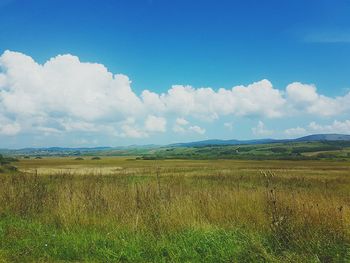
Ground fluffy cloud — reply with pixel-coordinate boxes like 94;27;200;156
0;113;20;135
286;82;350;116
172;118;205;135
0;122;20;136
144;115;166;132
252;121;273;136
285;120;350;136
0;51;143;120
1;50;350;141
119;118;148;138
308;120;350;134
175;118;189;126
142;79;286;120
188;125;206;135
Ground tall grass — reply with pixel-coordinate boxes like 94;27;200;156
0;158;349;262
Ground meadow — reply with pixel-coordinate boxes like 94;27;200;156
0;157;349;262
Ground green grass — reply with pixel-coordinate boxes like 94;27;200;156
0;215;258;262
0;157;350;262
2;215;348;262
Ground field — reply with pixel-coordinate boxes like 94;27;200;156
0;157;350;262
139;141;350;160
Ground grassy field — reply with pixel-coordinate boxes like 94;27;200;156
0;157;349;262
139;141;350;160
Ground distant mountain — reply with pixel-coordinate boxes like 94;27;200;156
2;134;350;155
20;147;112;151
294;134;350;142
169;134;350;147
169;138;282;147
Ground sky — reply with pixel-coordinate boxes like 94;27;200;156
1;0;350;148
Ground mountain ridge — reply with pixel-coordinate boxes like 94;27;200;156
170;134;350;147
1;134;350;152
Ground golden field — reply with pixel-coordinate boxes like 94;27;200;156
0;157;349;262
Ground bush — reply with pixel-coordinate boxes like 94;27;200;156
0;154;18;165
91;156;101;160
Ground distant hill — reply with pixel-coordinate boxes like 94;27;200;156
294;134;350;142
170;134;350;147
1;134;350;156
169;138;280;147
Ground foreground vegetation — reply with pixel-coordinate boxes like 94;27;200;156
0;157;349;262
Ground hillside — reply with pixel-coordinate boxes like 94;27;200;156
171;133;350;147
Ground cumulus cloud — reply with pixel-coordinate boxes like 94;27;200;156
0;122;20;136
308;120;350;134
119;118;148;138
172;118;205;135
144;115;166;132
286;82;350;116
285;120;350;137
0;51;143;120
252;121;273;136
1;50;350;141
175;118;189;126
142;80;286;120
188;125;206;135
172;118;187;133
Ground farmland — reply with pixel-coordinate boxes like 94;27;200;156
0;156;349;262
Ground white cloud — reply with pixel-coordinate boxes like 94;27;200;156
146;80;286;120
120;118;148;138
172;118;205;135
0;51;144;121
0;122;20;136
188;125;206;135
285;120;350;137
308;120;350;134
1;50;350;141
286;82;350;116
175;118;189;126
252;121;273;136
144;115;166;132
0;113;21;135
141;90;166;113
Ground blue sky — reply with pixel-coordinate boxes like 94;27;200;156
1;0;350;148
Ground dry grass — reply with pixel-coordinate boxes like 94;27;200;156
0;157;349;261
